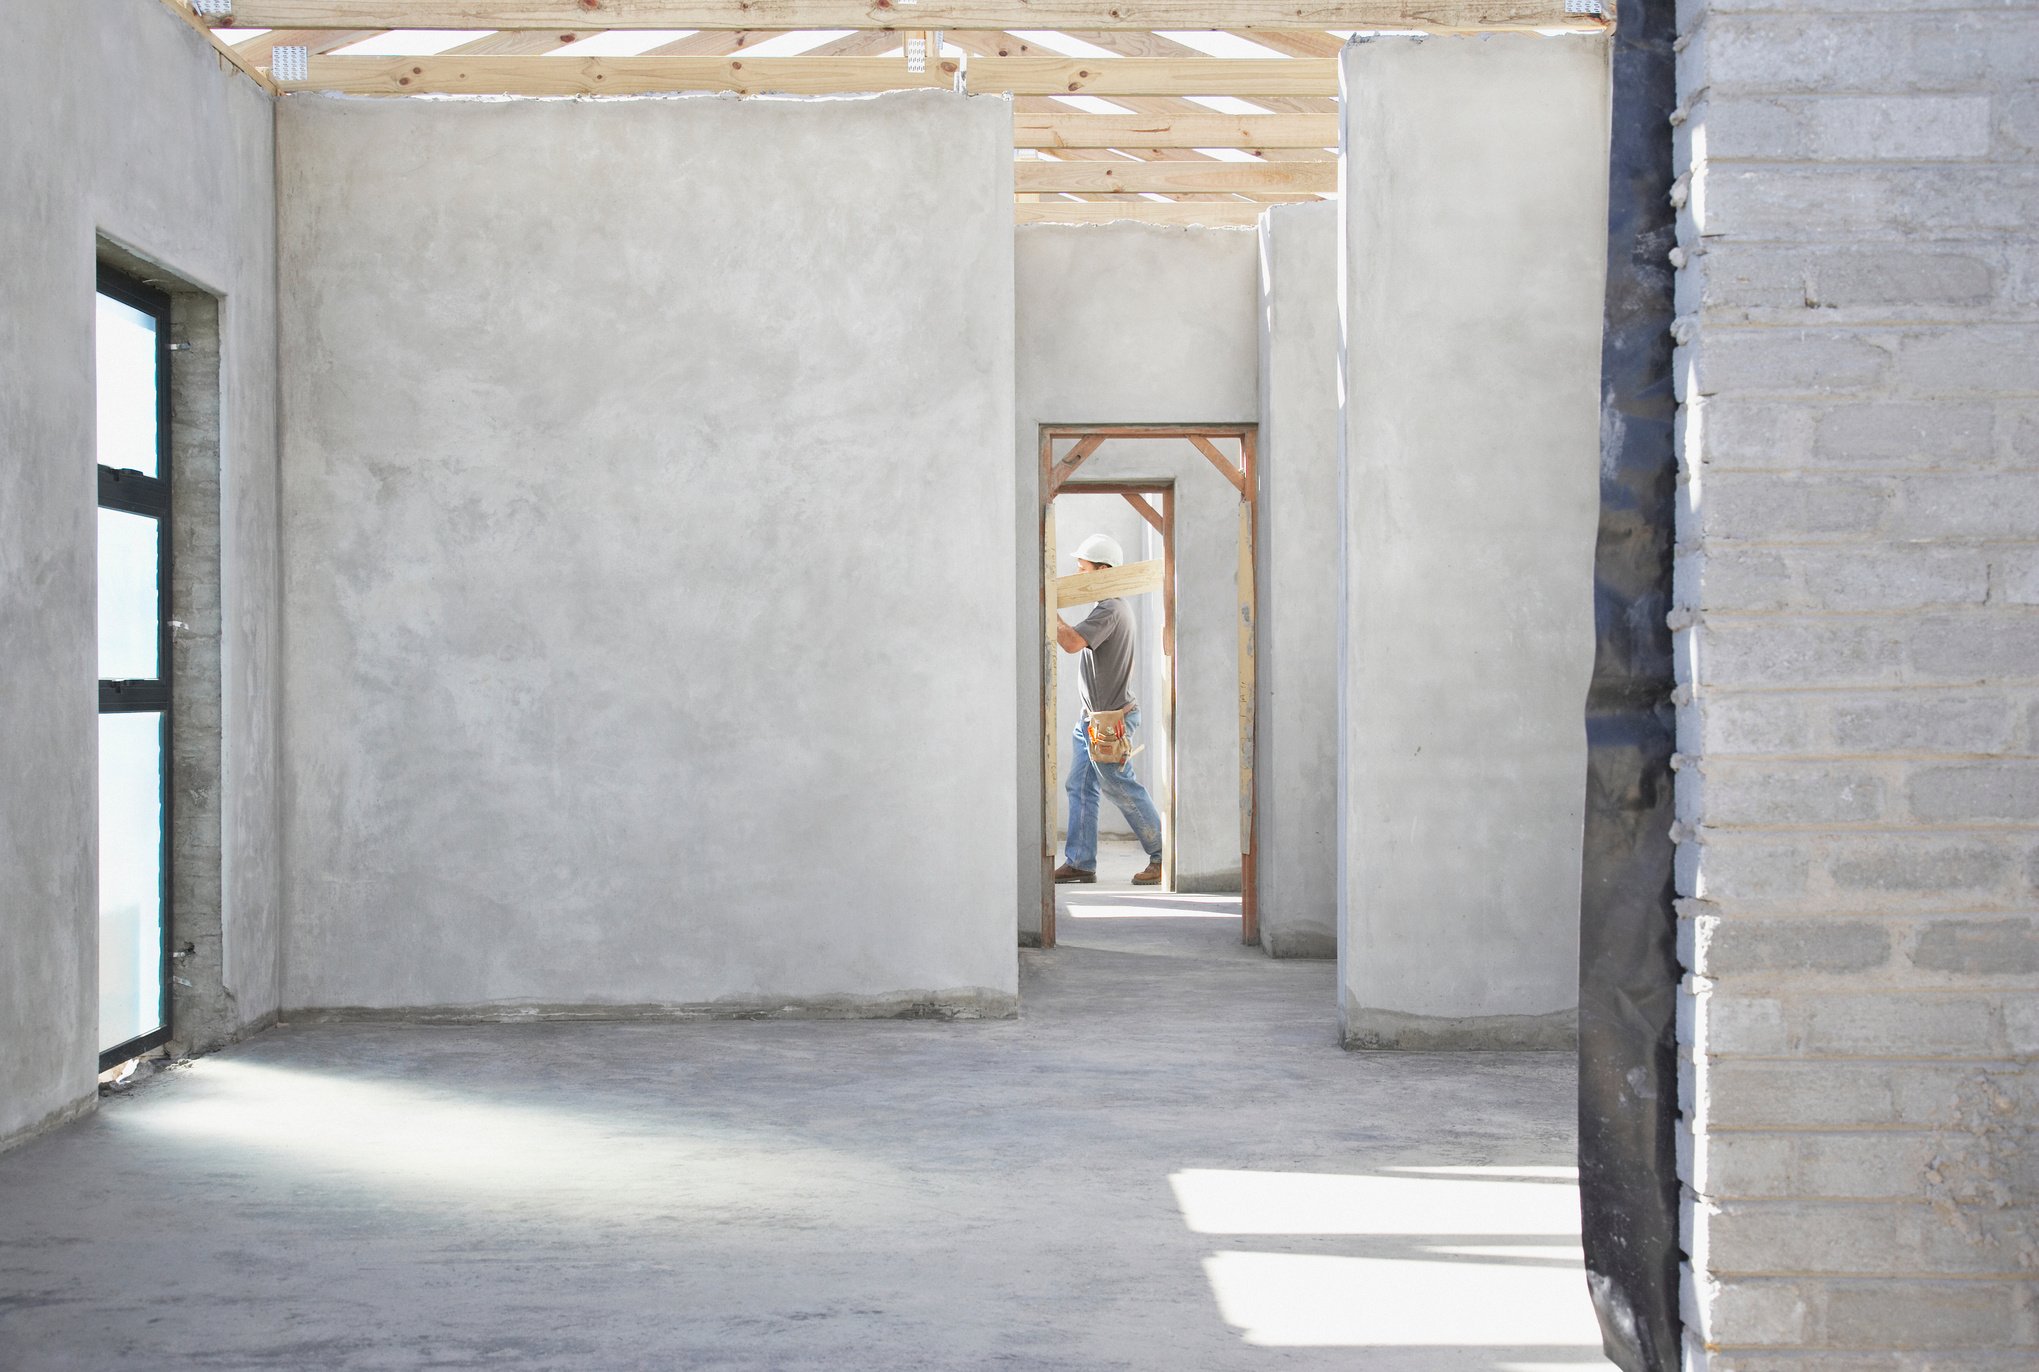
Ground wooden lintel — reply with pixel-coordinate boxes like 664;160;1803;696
1015;112;1338;150
1050;424;1253;440
1189;434;1248;496
207;4;1602;34
1047;434;1107;493
973;57;1336;97
1054;559;1164;609
1121;492;1164;533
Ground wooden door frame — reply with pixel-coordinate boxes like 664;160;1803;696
1038;423;1259;949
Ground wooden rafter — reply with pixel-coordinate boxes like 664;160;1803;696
199;3;1605;33
158;1;282;91
277;54;1339;95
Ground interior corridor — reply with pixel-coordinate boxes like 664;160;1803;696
0;854;1607;1370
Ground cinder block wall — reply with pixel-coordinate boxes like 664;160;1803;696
1675;0;2039;1359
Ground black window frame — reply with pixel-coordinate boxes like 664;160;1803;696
95;263;174;1071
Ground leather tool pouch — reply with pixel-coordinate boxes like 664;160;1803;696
1086;707;1134;766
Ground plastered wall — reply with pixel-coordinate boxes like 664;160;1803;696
276;92;1018;1018
1337;35;1611;1047
1674;0;2039;1360
1257;202;1341;958
0;0;281;1150
1015;224;1260;921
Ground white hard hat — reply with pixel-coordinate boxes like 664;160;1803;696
1075;533;1124;568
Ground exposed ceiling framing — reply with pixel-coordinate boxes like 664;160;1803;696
168;0;1610;225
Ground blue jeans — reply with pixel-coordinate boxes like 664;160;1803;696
1064;706;1164;871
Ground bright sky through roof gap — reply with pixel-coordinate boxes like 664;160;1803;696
545;30;698;55
329;31;492;56
727;30;860;57
1186;95;1275;116
1153;31;1290;59
1006;30;1119;60
219;28;270;42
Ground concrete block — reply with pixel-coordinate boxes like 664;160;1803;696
1700;692;1819;754
1696;1058;1985;1131
1819;1280;2038;1349
1691;329;1891;397
1699;545;1987;613
1692;244;1998;316
1909;613;2039;683
1896;326;2039;398
1999;548;2039;605
1695;166;2039;242
1826;835;2019;904
1910;917;2039;978
1694;838;1813;904
1701;618;1905;689
1702;762;1886;826
1695;94;1993;162
1908;764;2039;823
1695;988;1791;1054
1693;915;1893;978
1692;1198;2026;1277
1830;692;2016;756
1683;1268;1811;1346
1697;472;1894;542
1800;992;2001;1056
1811;402;1997;469
1690;12;2039;98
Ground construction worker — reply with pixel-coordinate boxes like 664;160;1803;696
1053;533;1165;886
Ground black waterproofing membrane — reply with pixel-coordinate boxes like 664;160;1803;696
1579;1;1683;1368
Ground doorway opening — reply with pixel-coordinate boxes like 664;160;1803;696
1038;424;1258;951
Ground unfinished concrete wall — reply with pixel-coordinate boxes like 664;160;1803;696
0;0;280;1151
1338;35;1611;1047
1016;224;1259;920
1257;202;1341;958
1675;1;2039;1361
278;92;1016;1017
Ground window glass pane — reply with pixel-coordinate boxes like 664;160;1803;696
96;293;160;477
99;711;164;1052
98;507;160;681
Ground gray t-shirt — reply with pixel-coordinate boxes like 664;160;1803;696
1074;596;1137;714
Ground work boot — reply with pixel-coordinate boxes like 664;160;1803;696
1132;859;1162;886
1053;862;1097;884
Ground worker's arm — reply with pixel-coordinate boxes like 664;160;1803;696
1055;617;1089;654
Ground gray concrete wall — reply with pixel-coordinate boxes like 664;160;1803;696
1337;34;1611;1047
1674;1;2039;1360
277;92;1017;1017
1016;224;1260;924
1257;202;1341;958
0;0;280;1151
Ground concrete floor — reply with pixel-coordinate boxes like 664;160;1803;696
0;848;1610;1370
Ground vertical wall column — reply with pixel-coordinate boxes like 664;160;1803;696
1337;34;1612;1047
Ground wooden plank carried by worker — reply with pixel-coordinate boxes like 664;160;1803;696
1054;559;1163;609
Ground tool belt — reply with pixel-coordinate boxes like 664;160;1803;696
1085;707;1137;766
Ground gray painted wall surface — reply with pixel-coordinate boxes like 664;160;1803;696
1257;203;1341;958
1338;35;1611;1047
0;0;280;1151
1016;224;1259;926
277;92;1017;1016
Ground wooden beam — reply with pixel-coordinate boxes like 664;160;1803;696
1017;202;1265;227
284;53;1338;96
158;1;282;93
1047;434;1107;493
972;57;1335;96
1054;559;1164;609
1121;492;1164;533
1189;434;1248;496
291;53;957;93
1017;160;1334;194
1014;112;1337;150
203;4;1605;34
